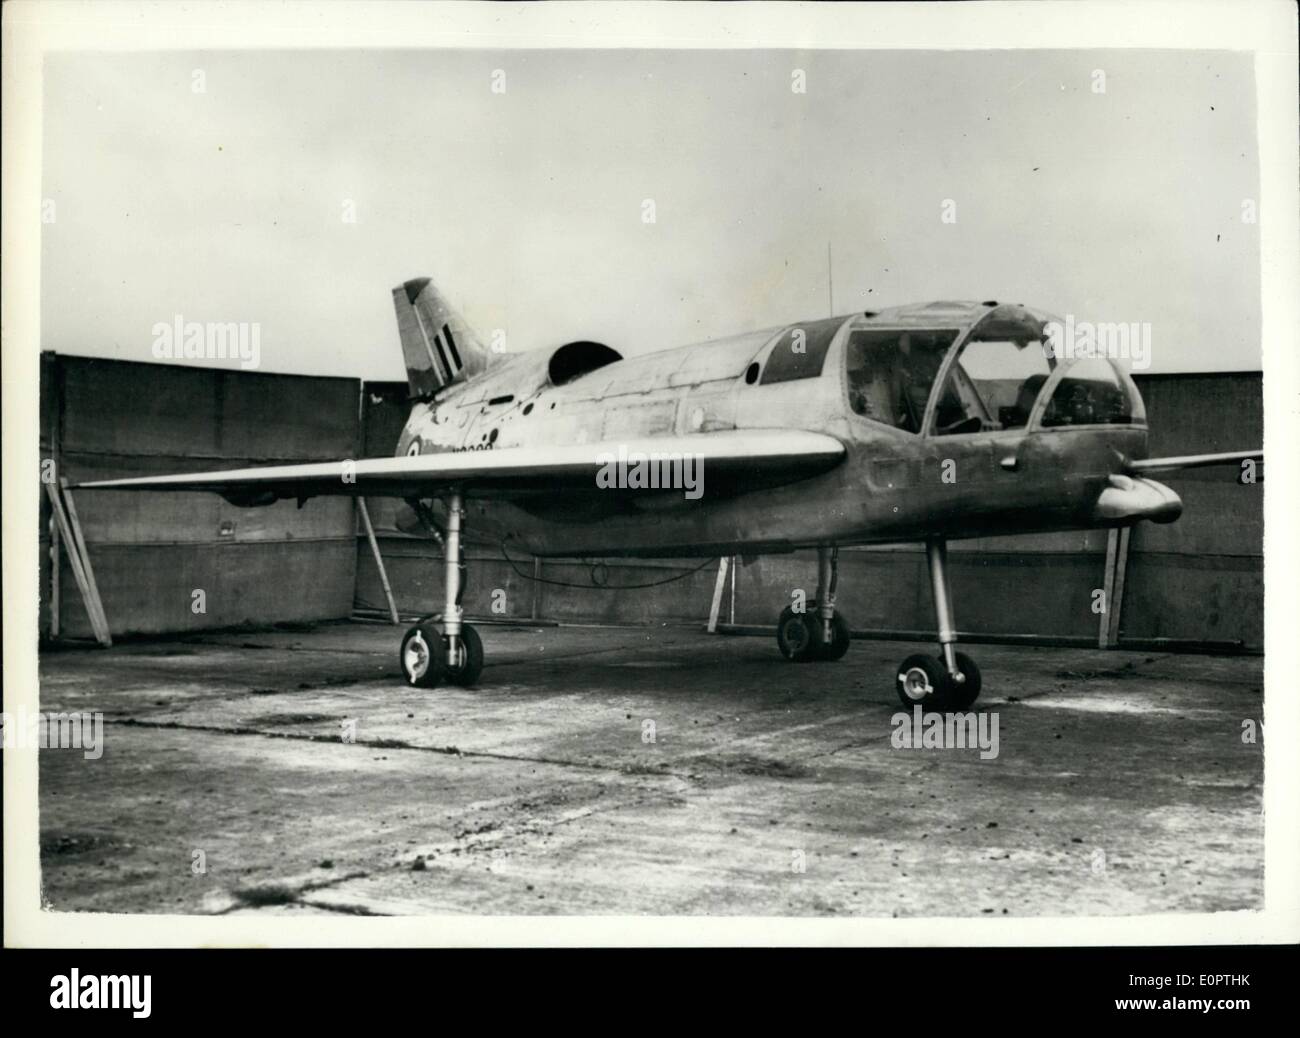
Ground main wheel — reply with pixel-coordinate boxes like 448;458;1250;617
442;623;484;687
400;623;444;688
776;605;817;662
811;613;851;661
945;651;982;710
896;653;950;711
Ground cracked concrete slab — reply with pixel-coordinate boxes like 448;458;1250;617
37;620;1263;917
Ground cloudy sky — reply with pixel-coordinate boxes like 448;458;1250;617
41;47;1260;377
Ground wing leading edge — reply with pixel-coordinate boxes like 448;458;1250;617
1126;449;1262;474
73;430;847;505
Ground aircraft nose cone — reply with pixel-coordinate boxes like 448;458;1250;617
1093;474;1183;524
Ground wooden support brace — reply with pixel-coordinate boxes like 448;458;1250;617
59;478;112;646
49;509;61;639
707;555;731;633
45;481;111;646
357;498;400;625
729;554;737;626
531;556;542;621
1099;529;1118;649
1107;527;1131;647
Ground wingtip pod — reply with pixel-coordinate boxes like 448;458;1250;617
1093;474;1183;525
392;275;491;399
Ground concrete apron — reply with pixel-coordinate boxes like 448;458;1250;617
36;620;1263;917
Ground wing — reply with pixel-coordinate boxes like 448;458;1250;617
73;430;846;505
1126;449;1262;474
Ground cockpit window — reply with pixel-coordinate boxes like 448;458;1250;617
931;338;1053;436
845;329;959;433
760;318;844;385
1041;357;1140;427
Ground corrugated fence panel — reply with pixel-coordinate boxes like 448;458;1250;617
731;545;1108;639
218;371;360;460
67;542;357;637
1122;373;1262;648
354;542;724;625
61;359;225;458
65;451;355;546
358;381;410;533
44;354;360;639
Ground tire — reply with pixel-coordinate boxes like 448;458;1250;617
945;651;982;710
776;605;817;662
400;623;443;688
812;613;851;661
896;653;950;711
442;623;484;687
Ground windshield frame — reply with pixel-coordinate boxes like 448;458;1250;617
918;328;1058;438
1024;354;1147;431
919;306;1064;439
839;305;1144;439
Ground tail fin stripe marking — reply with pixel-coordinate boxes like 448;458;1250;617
442;324;463;370
433;331;455;377
413;304;450;381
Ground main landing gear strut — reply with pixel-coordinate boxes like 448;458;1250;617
776;547;851;662
774;539;981;711
399;489;485;688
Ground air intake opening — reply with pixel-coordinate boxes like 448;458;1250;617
548;341;622;386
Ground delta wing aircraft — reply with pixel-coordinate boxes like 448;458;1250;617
80;277;1263;710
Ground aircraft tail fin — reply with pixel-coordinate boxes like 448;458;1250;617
391;276;491;398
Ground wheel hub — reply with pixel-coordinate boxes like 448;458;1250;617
783;618;809;652
900;666;933;700
403;631;429;680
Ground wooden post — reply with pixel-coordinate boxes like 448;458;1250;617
58;479;112;646
707;555;731;632
1108;527;1131;647
729;554;737;625
530;556;542;621
50;352;62;639
1099;529;1118;649
357;498;400;625
49;510;61;639
44;482;111;646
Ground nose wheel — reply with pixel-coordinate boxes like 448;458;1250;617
895;649;981;711
894;538;982;711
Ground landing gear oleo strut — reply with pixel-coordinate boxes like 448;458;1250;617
895;538;980;711
400;489;484;688
775;539;981;711
776;547;851;662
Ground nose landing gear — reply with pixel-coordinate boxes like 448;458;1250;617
773;540;982;708
399;488;485;689
893;538;981;711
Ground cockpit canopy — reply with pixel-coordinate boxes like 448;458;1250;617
846;328;960;433
844;305;1144;436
